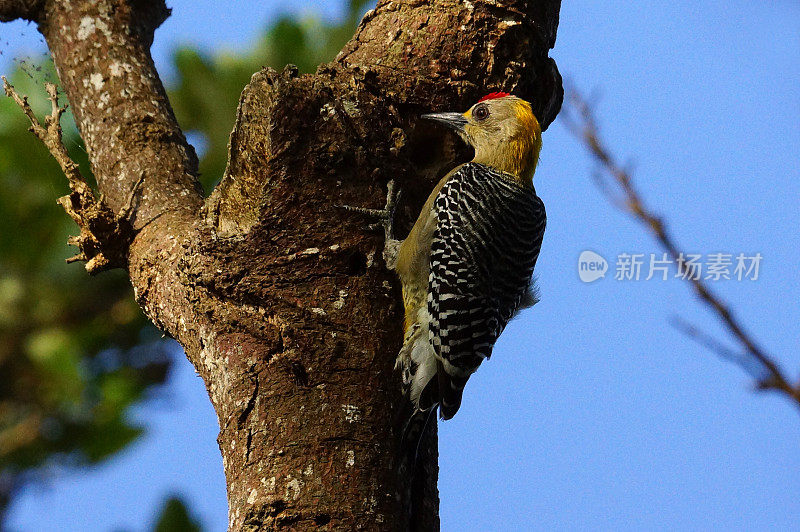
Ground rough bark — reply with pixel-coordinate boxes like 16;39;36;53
2;0;562;529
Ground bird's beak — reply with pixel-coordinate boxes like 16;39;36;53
421;112;468;133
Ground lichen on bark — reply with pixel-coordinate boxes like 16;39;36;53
1;0;562;529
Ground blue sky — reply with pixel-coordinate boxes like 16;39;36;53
3;0;800;530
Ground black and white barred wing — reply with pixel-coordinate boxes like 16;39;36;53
428;163;546;419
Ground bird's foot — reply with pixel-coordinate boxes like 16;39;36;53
338;180;402;269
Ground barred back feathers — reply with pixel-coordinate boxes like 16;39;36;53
403;162;545;419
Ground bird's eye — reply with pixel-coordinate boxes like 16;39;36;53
473;104;489;121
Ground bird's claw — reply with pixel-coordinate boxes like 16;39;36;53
338;205;389;218
337;180;402;269
337;180;401;241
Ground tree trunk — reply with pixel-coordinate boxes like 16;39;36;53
0;0;562;529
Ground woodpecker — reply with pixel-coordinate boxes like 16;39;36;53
395;92;546;421
344;93;546;423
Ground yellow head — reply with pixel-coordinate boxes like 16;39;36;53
422;93;542;187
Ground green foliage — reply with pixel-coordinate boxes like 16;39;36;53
0;0;370;522
153;496;202;532
0;64;169;507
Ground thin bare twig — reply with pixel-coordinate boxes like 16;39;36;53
2;78;88;191
564;88;800;408
668;316;764;380
2;77;133;274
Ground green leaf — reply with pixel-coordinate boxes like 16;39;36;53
0;0;372;518
153;496;202;532
77;417;143;463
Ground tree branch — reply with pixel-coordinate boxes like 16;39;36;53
0;0;44;22
198;0;563;525
3;0;564;528
4;0;212;368
564;88;800;408
3;77;133;273
36;0;202;224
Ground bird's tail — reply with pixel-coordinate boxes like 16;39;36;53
396;323;438;475
399;406;436;469
396;403;437;531
395;307;441;524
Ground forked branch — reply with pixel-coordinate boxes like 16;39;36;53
563;88;800;408
2;77;135;274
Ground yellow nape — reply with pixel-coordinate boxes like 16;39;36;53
507;100;542;185
470;97;542;187
514;100;542;152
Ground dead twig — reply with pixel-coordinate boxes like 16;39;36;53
2;77;133;274
564;87;800;408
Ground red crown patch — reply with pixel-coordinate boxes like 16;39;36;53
478;92;511;102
